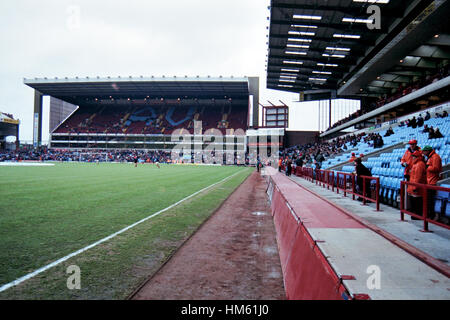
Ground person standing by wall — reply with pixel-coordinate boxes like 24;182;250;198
286;158;292;176
407;150;427;220
354;158;372;200
401;140;421;181
422;145;442;220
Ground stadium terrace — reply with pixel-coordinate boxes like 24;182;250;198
22;76;285;164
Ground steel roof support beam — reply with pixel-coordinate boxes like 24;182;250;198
269;19;387;34
268;44;366;57
268;32;376;46
268;54;356;66
270;3;404;18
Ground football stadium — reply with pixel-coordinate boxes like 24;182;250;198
1;0;450;305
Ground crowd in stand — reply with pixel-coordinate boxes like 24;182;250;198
55;104;248;136
278;108;447;176
364;132;384;149
326;110;363;131
0;146;257;166
278;132;367;170
325;64;449;132
398;111;447;140
374;64;449;111
0;147;173;163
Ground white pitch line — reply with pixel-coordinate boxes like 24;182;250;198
0;169;246;293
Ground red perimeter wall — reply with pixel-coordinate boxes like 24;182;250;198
268;178;351;300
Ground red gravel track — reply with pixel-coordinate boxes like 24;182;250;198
130;171;285;300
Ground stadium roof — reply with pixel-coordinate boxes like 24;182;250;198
24;76;252;103
0;112;19;136
266;0;450;97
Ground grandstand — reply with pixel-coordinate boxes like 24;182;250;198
265;0;450;300
24;76;270;164
268;0;450;195
0;112;19;151
321;102;450;208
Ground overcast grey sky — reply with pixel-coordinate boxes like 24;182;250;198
0;0;324;142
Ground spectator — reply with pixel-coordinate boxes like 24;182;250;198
354;158;372;200
428;126;435;139
407;150;427;220
422;145;442;220
285;158;292;176
349;152;357;163
408;117;417;128
295;157;303;168
401;140;421;181
417;114;424;127
315;152;325;166
314;160;321;170
443;110;448;118
432;128;444;139
384;127;394;137
424;111;431;121
374;134;384;148
422;124;430;134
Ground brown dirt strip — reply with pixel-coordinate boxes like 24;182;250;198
129;171;286;300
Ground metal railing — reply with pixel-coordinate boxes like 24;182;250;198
293;166;314;182
277;164;450;231
315;169;335;192
400;181;450;232
334;171;380;211
295;167;380;211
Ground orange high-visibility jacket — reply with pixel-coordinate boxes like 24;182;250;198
401;147;421;176
426;150;442;185
407;159;427;195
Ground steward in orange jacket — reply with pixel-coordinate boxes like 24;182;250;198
407;150;427;196
401;140;421;180
422;146;442;185
422;146;443;219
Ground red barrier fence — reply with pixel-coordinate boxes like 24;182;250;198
295;166;314;182
334;173;380;211
400;181;450;232
335;171;356;200
281;165;450;229
268;176;350;300
294;167;380;211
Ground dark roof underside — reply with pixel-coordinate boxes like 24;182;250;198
266;0;449;97
24;78;250;104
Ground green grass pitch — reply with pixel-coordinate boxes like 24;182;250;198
0;162;253;299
